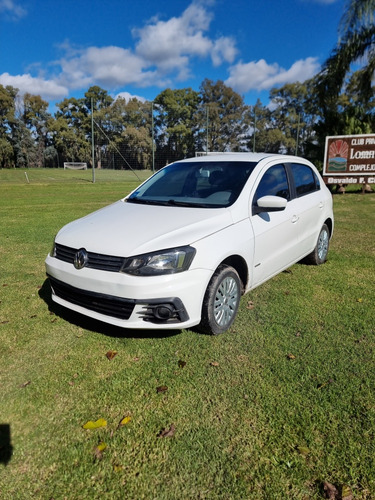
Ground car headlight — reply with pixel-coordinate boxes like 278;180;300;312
121;246;196;276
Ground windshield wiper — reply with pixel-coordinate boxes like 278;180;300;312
165;199;196;207
127;198;195;207
127;198;220;208
126;198;161;206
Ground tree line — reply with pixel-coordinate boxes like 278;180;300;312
1;0;374;171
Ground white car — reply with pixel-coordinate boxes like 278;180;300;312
45;153;334;335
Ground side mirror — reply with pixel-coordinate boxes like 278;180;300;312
253;195;287;214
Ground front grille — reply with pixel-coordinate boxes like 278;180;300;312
55;243;124;272
49;276;135;320
55;244;76;263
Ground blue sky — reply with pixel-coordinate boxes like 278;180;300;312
0;0;346;109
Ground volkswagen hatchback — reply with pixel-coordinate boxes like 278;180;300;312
45;153;334;334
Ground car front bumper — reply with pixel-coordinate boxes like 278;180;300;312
45;254;211;329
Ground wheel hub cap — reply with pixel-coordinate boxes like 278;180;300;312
318;229;329;260
214;277;239;327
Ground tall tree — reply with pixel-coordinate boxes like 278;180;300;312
53;97;90;164
319;0;375;99
106;97;152;169
249;99;286;154
23;93;51;167
0;85;17;138
269;81;319;157
154;88;200;166
84;86;113;112
0;84;18;167
199;79;250;152
50;115;90;164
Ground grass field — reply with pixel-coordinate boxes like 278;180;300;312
0;169;374;499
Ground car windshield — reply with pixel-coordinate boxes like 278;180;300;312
127;161;257;208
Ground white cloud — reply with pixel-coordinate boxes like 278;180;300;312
134;2;237;78
0;0;26;20
211;37;237;67
115;91;146;103
134;3;212;65
56;46;159;89
0;72;68;100
46;2;237;91
225;57;321;92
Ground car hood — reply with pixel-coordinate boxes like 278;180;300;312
55;200;234;256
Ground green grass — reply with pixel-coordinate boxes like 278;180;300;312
0;169;374;499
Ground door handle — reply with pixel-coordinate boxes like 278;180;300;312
291;215;299;223
319;202;324;208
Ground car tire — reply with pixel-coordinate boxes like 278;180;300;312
304;223;330;265
199;265;242;335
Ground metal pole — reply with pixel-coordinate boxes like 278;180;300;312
206;105;209;154
295;113;301;156
152;101;155;173
91;97;95;183
253;108;256;153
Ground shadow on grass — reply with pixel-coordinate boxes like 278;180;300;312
0;424;13;466
38;279;182;340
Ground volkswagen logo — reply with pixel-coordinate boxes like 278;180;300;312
74;248;88;270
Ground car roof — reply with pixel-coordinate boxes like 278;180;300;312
175;153;308;164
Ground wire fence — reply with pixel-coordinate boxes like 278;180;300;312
93;118;182;176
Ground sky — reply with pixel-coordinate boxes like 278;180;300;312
0;0;347;110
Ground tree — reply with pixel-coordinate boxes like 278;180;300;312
55;97;88;129
0;85;17;138
154;88;200;167
86;96;152;170
335;70;375;134
199;79;250;153
12;119;35;169
269;81;319;157
49;116;90;164
0;84;18;167
319;0;375;99
0;85;42;168
23;93;51;167
249;100;285;154
104;97;152;169
0;137;14;168
84;85;113;112
53;97;90;164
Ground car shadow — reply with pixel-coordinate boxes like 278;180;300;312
38;279;182;340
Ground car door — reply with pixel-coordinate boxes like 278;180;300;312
288;163;325;255
250;163;301;287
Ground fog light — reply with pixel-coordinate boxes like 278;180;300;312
138;298;189;324
154;305;174;320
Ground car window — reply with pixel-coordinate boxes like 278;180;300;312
127;161;257;208
291;163;320;197
253;164;290;203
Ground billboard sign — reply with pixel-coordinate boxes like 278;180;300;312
323;134;375;185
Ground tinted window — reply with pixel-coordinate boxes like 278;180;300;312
254;164;290;202
291;163;320;197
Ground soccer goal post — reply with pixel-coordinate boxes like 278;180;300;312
63;162;88;170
